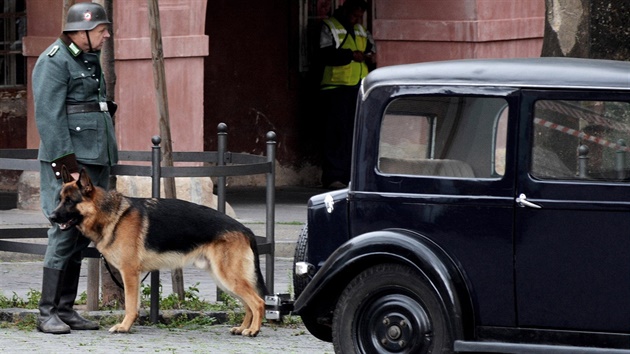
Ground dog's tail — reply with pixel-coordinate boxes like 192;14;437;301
248;230;270;296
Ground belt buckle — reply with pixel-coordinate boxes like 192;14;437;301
99;102;108;112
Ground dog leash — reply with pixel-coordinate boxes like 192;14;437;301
101;254;150;290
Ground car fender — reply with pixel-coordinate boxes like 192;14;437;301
293;228;472;338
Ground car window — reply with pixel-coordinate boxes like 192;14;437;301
378;96;508;179
532;100;630;181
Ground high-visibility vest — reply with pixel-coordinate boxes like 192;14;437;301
321;17;369;88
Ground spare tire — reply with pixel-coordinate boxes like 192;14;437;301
292;223;309;299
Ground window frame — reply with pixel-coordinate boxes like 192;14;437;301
0;0;26;88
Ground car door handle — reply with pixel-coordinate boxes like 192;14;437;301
516;193;542;209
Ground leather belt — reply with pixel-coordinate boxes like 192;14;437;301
66;102;109;114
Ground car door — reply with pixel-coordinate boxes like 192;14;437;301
515;90;630;333
352;86;521;327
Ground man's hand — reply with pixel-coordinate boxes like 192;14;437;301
352;51;365;62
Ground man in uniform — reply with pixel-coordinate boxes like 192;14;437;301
32;2;118;334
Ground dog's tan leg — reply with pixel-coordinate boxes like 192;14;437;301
229;298;253;335
206;234;266;337
215;275;263;336
109;270;140;333
232;290;265;337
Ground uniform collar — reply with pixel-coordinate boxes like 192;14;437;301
60;33;82;57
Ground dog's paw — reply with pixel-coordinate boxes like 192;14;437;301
230;326;243;335
109;323;130;333
242;328;259;337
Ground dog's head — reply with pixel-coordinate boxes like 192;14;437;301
49;166;95;231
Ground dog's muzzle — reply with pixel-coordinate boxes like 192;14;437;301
49;212;79;231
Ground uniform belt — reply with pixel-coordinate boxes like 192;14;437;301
66;102;109;114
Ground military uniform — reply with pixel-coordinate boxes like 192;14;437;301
33;34;118;270
33;1;117;335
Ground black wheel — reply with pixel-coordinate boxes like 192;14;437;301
293;223;309;299
332;264;456;354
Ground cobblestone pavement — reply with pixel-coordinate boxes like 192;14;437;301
0;324;333;354
0;257;336;354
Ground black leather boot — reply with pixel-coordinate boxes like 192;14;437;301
37;267;71;334
57;261;99;330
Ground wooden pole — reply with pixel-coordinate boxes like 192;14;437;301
97;0;125;309
146;0;185;300
62;0;103;311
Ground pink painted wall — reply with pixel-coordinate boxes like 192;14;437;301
22;0;60;149
372;0;545;66
113;0;208;152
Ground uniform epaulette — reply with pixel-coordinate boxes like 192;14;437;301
47;45;59;57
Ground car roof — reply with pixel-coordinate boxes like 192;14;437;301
362;57;630;94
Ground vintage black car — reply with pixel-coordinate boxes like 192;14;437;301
292;57;630;353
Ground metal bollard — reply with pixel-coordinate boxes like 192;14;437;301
217;123;227;214
616;139;626;180
216;123;227;302
265;131;276;294
150;135;162;324
578;144;589;179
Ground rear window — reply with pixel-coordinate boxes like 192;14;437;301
378;96;508;179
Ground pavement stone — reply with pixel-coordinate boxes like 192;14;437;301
0;324;333;354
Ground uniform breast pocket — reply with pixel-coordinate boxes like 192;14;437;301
68;116;101;160
68;72;97;101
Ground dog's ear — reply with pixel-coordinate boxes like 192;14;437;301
76;168;94;196
61;165;75;183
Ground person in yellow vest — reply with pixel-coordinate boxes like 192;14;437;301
319;0;375;189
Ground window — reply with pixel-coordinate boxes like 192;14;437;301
532;99;630;181
378;96;508;179
0;0;26;87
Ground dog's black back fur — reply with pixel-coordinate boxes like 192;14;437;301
129;197;269;296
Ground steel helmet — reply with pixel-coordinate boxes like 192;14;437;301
63;2;111;32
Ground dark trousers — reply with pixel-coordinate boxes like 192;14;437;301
320;85;359;186
40;162;110;270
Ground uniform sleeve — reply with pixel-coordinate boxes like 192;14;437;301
32;51;79;178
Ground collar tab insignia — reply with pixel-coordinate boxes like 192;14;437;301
68;42;81;57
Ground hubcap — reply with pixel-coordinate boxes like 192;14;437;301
361;294;433;353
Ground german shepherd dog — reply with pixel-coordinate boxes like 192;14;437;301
49;167;268;336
